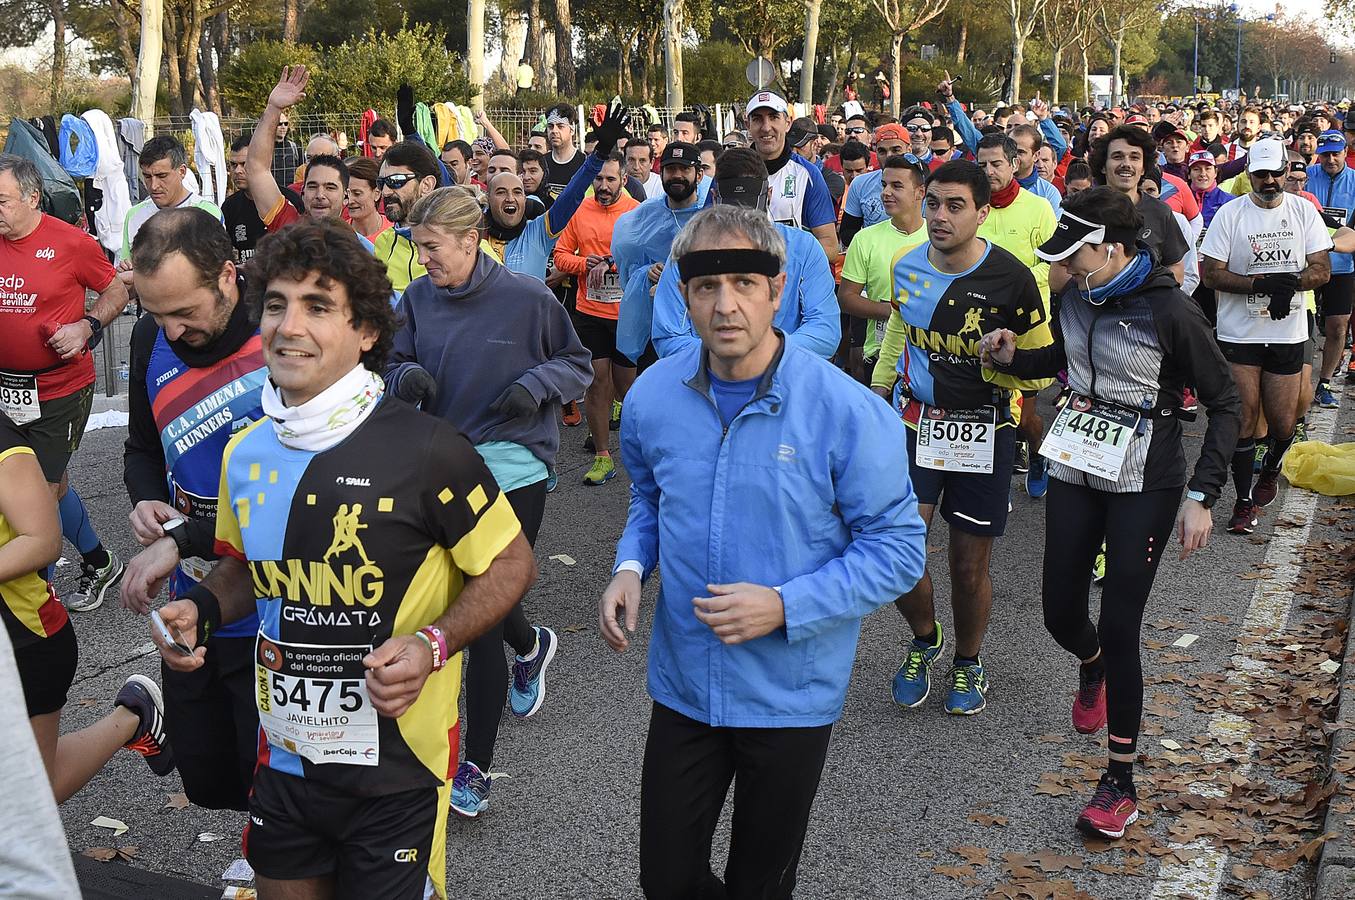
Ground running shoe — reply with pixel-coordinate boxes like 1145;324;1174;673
1295;421;1308;443
1252;468;1281;508
1026;455;1048;499
945;659;989;715
1227;499;1258;535
1072;667;1107;734
1252;442;1267;474
1180;387;1198;412
1076;774;1139;839
116;674;175;776
1092;543;1106;585
562;400;582;427
610;399;623;431
509;626;557;718
1346;356;1355;379
1316;384;1339;409
66;551;124;612
890;622;944;708
583;455;616;486
450;761;492;817
1013;440;1030;474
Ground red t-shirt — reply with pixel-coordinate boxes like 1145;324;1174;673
263;194;302;232
0;215;116;400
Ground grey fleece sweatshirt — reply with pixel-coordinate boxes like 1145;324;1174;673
384;252;592;466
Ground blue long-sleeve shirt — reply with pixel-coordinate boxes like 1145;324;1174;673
1307;162;1355;274
651;221;840;358
497;152;602;280
615;338;927;727
945;98;1067;164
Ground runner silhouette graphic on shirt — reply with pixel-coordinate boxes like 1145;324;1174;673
325;503;373;566
959;306;984;337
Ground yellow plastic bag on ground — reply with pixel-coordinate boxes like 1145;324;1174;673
1281;441;1355;496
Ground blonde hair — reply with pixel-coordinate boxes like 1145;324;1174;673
406;185;484;235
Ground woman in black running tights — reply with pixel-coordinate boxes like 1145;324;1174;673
982;186;1240;839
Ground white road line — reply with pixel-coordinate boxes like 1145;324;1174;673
1148;405;1338;899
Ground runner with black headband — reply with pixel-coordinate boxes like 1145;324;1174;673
981;185;1240;839
600;203;925;897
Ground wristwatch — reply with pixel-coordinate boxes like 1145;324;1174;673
82;315;103;349
162;516;193;557
1185;489;1216;509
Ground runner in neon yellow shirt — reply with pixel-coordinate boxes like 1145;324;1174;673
837;154;929;377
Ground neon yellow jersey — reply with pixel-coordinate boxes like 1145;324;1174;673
977;188;1057;391
371;228;425;294
840;219;928;358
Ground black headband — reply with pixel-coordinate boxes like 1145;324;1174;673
677;248;781;282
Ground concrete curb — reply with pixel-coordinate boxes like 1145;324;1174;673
1315;578;1355;897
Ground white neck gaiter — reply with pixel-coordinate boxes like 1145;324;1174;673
260;364;384;452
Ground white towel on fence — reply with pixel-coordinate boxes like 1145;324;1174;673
190;109;227;205
81;110;131;255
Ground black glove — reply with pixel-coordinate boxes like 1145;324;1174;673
396;83;416;140
491;383;539;422
592;98;628;160
1253;273;1299;321
395;366;437;407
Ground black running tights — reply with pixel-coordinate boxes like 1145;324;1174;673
463;479;546;770
1041;478;1182;749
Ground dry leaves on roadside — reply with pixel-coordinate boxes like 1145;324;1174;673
82;845;138;863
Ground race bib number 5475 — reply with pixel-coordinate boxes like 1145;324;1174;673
256;634;379;766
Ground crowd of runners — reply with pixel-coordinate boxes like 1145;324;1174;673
1;62;1352;897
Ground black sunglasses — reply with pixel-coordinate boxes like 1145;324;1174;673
1251;169;1286;180
378;174;419;190
845;126;868;135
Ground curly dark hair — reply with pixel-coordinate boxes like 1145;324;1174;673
1088;125;1156;185
246;218;399;373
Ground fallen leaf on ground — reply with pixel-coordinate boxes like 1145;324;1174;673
164;793;189;810
969;812;1009;827
548;554;576;566
90;816;128;837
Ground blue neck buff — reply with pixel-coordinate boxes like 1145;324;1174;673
1080;249;1153;305
1017;170;1041;189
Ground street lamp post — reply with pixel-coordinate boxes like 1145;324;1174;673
1193;18;1199;96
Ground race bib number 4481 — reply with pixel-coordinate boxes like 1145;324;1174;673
1040;394;1141;482
256;634;379;766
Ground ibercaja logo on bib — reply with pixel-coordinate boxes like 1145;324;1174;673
258;638;284;671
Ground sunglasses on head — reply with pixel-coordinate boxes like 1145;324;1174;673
378;174;419;190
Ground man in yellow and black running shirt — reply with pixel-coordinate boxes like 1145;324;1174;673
150;218;537;900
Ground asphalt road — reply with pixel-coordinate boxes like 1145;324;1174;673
53;375;1355;900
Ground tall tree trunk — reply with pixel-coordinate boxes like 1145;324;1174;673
640;25;659;98
1081;44;1090;107
824;39;841;110
956;20;967;67
467;0;485;111
663;0;683;109
889;31;903;118
112;1;137;77
282;0;300;43
164;6;184;116
554;0;575;96
1050;45;1061;105
1009;34;1023;104
199;20;220;114
1111;35;1123;105
132;0;163;122
49;0;66;107
526;0;544;84
800;0;821;104
178;15;202;113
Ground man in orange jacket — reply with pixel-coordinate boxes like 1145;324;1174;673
552;154;640;486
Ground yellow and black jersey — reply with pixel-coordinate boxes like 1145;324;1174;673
0;415;66;648
215;395;521;799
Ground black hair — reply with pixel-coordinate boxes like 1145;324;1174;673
624;140;652;160
976;133;1019;163
1062;187;1143;254
584;131;598;144
882;153;927;184
517;148;546;166
442;140;471;162
675;111;702;126
130;207;232;287
1088;125;1156;184
931;126;956;147
248;218;399;373
925;160;991;208
544;103;575;123
381;141;440;182
714;147;769;180
490;147;517;161
230;134;251;153
141;135;188;169
367;119;398;139
696;139;723;156
648;124;668;137
1064;160;1093;184
839;141;871;164
1007;123;1044;152
303;153;349;188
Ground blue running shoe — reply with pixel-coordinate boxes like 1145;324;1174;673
1026;454;1048;499
1316;384;1339;409
945;659;989;715
545;467;559;493
450;761;492;817
509;626;557;718
891;622;944;708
